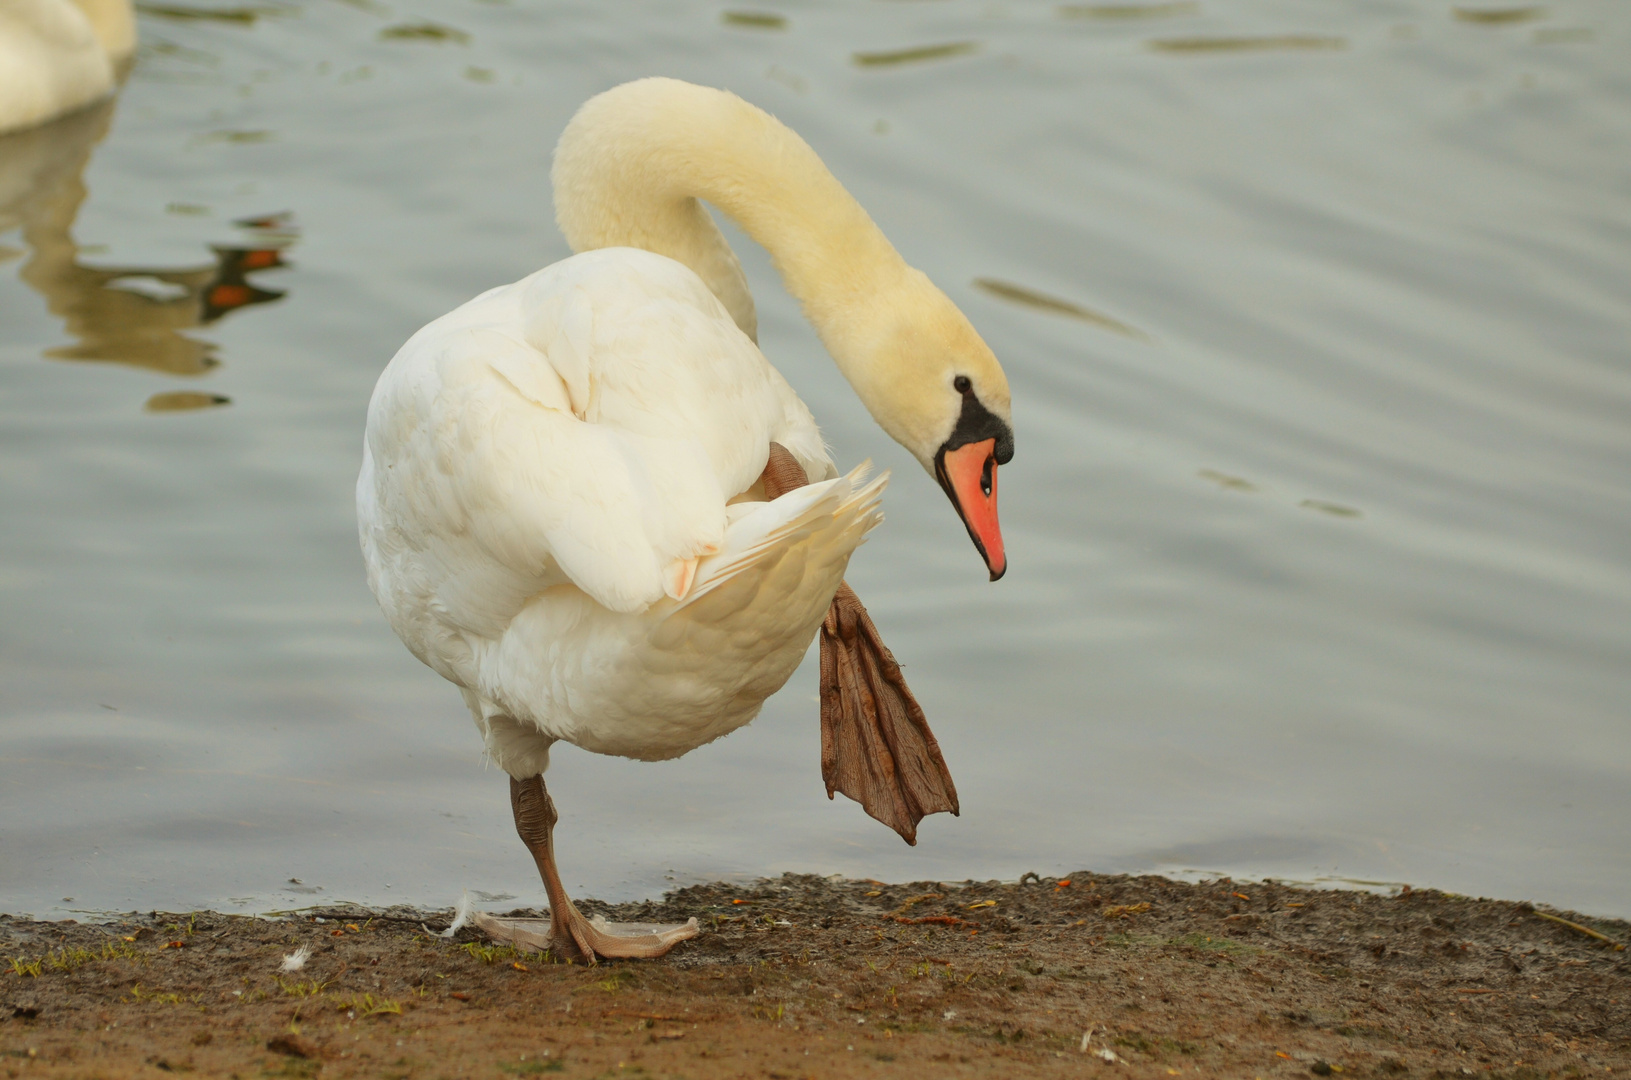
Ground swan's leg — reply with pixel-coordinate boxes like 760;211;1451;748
507;775;699;963
761;443;960;845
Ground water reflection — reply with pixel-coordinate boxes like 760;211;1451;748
144;390;232;413
0;103;295;396
1057;2;1199;18
722;12;787;31
1452;6;1546;25
973;278;1147;340
135;3;291;26
379;23;470;44
1300;499;1361;520
1197;469;1258;493
1148;35;1348;53
853;42;979;67
37;240;293;376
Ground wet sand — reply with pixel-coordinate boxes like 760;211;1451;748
3;873;1627;1078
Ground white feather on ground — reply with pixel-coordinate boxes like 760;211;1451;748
279;945;311;973
432;891;475;939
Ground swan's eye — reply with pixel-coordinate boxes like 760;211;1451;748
953;375;972;395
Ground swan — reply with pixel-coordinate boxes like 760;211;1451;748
357;78;1014;961
0;0;136;136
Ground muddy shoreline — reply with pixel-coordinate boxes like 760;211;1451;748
3;873;1628;1078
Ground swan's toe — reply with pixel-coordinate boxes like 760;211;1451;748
583;916;701;959
663;556;700;600
468;908;699;961
468;910;554;950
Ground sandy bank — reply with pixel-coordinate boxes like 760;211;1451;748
3;873;1627;1078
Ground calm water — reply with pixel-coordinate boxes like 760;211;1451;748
2;0;1628;920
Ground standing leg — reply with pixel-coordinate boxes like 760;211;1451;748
510;775;596;959
507;775;698;963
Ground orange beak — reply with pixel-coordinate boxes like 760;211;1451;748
935;438;1006;581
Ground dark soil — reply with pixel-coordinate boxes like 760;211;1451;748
3;873;1627;1079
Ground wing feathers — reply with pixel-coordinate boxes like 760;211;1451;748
681;462;887;607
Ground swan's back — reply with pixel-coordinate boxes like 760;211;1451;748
0;0;135;136
359;247;887;767
359;248;836;684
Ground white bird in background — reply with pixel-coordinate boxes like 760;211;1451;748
0;0;136;136
357;78;1014;962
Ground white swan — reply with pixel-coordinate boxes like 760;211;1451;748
357;78;1013;961
0;0;135;136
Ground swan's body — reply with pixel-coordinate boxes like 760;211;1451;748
0;0;135;136
359;79;1013;961
360;247;878;775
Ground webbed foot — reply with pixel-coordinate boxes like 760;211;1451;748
760;442;960;845
469;908;699;960
819;581;960;843
508;774;699;963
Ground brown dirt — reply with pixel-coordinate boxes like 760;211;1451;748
2;873;1627;1079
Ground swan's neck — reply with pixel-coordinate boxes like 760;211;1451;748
552;79;908;380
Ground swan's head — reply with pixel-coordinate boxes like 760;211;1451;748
839;268;1013;581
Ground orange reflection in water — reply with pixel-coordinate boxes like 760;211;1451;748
0;100;296;406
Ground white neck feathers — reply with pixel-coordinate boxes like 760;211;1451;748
552;79;906;361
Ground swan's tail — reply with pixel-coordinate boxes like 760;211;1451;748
680;462;887;607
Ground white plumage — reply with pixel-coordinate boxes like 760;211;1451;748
359;247;884;777
0;0;135;136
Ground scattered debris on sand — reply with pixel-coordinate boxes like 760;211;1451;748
3;873;1627;1077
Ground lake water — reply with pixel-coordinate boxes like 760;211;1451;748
2;0;1628;921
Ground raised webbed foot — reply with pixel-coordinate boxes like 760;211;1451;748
760;442;960;845
819;581;959;843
